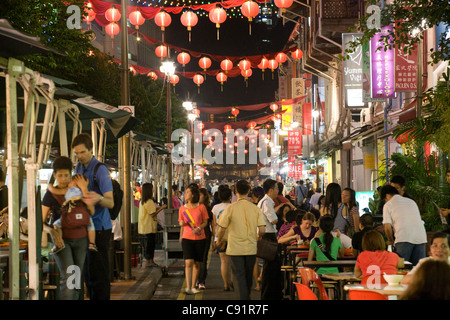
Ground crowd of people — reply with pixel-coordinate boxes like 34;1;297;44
1;141;449;300
170;174;450;300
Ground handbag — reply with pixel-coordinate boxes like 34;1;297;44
256;237;278;261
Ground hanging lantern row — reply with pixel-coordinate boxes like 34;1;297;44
101;0;294;40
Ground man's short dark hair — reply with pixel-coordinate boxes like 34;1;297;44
315;187;321;193
299;180;304;185
219;185;233;200
236;180;250;195
71;133;93;150
263;179;277;194
360;213;374;228
380;185;399;200
52;156;73;173
390;175;406;187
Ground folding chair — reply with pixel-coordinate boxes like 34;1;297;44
298;267;339;300
348;289;388;300
293;282;318;300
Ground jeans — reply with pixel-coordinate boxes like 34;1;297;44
198;237;212;284
54;236;88;300
394;242;426;266
261;233;283;300
230;255;256;300
84;228;112;300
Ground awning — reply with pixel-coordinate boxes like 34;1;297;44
0;19;65;57
132;131;168;155
398;100;417;124
72;97;141;139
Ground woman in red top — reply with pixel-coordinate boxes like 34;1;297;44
178;185;209;295
355;230;402;284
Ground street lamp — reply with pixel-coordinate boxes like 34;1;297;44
183;101;194;111
161;61;175;208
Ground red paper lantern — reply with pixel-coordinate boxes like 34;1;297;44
209;7;227;40
247;121;257;129
275;52;288;64
155;45;168;59
238;59;251;71
105;5;121;22
170;74;179;85
193;74;204;86
83;4;96;24
177;52;191;67
199;57;212;71
105;22;120;39
129;9;145;29
154;10;172;31
220;58;233;73
241;0;259;35
274;0;294;11
180;11;198;42
268;59;278;78
268;59;279;70
395;131;412;144
241;68;252;80
216;72;227;83
291;48;303;60
224;124;232;132
231;108;240;116
147;71;158;80
241;0;259;22
192;109;200;116
270;103;278;112
216;72;227;91
258;57;269;70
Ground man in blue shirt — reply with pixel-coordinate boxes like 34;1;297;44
295;180;308;205
72;133;114;300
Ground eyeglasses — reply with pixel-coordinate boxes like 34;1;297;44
431;244;449;250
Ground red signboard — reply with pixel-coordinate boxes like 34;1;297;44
288;130;302;178
302;102;312;135
394;44;418;92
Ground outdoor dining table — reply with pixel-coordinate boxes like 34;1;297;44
302;259;358;270
321;272;361;300
343;283;408;299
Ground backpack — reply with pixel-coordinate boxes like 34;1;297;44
93;162;123;220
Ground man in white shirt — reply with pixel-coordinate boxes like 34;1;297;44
257;179;282;300
381;185;427;266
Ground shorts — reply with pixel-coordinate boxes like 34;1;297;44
182;238;206;262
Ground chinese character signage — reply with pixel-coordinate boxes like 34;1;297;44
291;78;304;125
282;104;292;131
279;75;287;100
288;130;302;162
394;45;418;91
370;25;395;99
343;33;365;107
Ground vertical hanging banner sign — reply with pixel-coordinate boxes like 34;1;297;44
288;130;302;177
291;78;304;128
370;25;396;99
394;44;418;92
343;33;365;108
302;102;312;135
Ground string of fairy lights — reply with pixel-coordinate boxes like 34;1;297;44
130;0;277;19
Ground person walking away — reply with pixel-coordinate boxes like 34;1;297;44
178;185;209;294
197;188;213;290
381;185;427;266
295;180;308;206
216;180;266;300
72;133;115;300
138;183;166;267
258;179;283;300
212;186;233;291
309;187;322;210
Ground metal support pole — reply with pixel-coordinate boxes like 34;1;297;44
167;79;173;209
6;58;21;300
416;36;423;118
120;0;132;281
